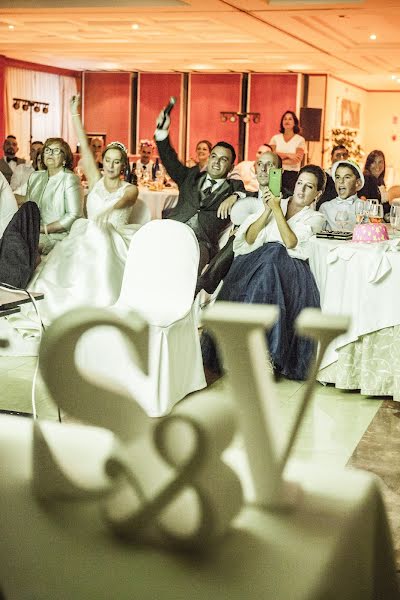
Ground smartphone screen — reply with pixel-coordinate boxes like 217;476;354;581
268;168;282;197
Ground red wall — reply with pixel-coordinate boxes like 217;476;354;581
247;74;298;161
138;73;182;155
188;73;242;163
83;72;131;150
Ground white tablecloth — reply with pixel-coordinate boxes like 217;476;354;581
138;186;179;220
0;415;398;600
309;235;400;369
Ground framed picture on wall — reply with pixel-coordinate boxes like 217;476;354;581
87;132;106;147
337;98;360;130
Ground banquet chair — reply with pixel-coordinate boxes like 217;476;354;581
77;220;206;417
129;198;152;225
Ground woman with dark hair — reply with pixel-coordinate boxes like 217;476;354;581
269;110;306;192
25;137;82;254
202;163;326;381
358;150;390;215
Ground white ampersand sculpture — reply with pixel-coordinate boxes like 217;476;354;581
33;303;349;547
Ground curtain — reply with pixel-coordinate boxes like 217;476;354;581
5;67;77;160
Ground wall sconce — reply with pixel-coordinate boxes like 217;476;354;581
220;111;261;124
33;104;41;113
13;100;20;110
22;102;29;111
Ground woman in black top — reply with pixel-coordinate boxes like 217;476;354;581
359;150;390;215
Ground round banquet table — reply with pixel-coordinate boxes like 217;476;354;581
308;233;400;399
138;186;179;220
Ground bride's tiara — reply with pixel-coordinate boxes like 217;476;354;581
106;141;128;153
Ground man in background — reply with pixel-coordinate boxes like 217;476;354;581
11;140;43;204
0;136;26;184
229;143;273;192
154;107;245;277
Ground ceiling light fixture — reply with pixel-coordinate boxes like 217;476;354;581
369;34;377;40
391;75;397;80
131;23;140;30
8;25;14;30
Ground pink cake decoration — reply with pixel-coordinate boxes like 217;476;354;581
352;223;389;243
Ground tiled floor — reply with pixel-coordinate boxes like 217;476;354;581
0;356;382;467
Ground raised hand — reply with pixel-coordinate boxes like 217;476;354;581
156;109;170;131
70;94;81;116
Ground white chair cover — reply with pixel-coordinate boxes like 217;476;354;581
230;196;263;226
77;220;206;417
129;198;152;225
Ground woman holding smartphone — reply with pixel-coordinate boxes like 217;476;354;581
202;162;326;381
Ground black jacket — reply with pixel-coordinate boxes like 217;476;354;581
156;136;245;255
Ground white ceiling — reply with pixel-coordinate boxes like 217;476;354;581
1;0;400;90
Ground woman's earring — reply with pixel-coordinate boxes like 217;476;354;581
63;161;66;167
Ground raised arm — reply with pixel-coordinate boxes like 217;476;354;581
70;94;101;191
154;110;190;186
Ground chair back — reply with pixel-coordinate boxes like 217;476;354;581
117;220;199;326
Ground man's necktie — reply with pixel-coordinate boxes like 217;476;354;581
204;179;217;196
6;157;16;163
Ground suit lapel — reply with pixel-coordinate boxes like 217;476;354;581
202;179;230;208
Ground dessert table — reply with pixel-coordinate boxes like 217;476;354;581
0;415;398;600
138;185;179;220
309;234;400;399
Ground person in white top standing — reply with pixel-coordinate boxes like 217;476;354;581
269;111;306;193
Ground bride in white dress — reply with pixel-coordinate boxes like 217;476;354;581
4;96;140;351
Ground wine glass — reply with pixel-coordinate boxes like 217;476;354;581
369;203;383;223
354;199;365;224
390;205;400;236
156;166;165;190
141;169;150;186
335;209;350;231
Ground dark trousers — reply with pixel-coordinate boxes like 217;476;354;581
0;201;40;288
196;235;235;294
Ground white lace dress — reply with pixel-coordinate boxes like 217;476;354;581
3;178;140;353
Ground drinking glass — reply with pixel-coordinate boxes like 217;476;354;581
369;203;383;223
141;170;150;186
335;209;350;231
156;167;165;190
354;199;365;224
390;205;400;236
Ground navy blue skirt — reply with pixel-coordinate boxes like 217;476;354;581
201;242;320;380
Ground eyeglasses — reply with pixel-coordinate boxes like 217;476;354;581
43;147;64;156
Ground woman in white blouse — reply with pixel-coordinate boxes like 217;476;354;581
269;111;306;193
26;138;82;254
202;162;326;381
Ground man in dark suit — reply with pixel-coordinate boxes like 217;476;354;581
155;110;245;276
0;136;26;184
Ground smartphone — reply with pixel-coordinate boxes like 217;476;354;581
268;168;282;197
